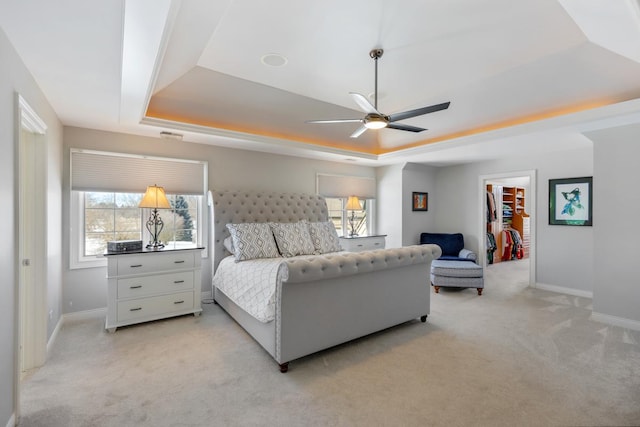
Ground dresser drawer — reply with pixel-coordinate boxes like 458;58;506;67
117;271;194;298
117;291;194;322
340;236;386;252
116;251;195;276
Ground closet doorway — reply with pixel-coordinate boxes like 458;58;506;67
479;171;536;286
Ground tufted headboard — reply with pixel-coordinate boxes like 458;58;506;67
209;189;329;272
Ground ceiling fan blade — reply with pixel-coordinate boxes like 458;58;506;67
306;119;363;124
350;125;368;138
388;101;450;122
349;92;380;114
386;123;427;133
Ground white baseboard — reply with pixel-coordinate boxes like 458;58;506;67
201;290;212;300
46;315;63;357
591;312;640;331
6;413;15;427
533;282;593;299
62;307;107;323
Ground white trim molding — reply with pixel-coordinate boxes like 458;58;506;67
5;413;15;427
533;282;593;299
62;308;107;323
46;316;64;357
591;312;640;332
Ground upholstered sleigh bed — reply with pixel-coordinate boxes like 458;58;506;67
210;190;441;372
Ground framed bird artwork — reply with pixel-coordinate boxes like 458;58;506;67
549;177;593;226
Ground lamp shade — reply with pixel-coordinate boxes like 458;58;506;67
346;196;362;211
139;185;171;209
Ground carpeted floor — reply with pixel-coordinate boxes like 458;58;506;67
18;259;640;426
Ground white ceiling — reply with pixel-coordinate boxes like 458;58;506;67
2;0;640;166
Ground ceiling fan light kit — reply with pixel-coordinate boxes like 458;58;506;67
307;48;451;138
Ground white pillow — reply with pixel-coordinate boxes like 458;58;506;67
226;223;280;262
223;236;234;254
269;222;316;257
307;221;342;254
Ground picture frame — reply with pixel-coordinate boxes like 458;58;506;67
549;177;592;226
412;192;428;211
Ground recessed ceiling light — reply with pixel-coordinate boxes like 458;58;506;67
261;53;288;67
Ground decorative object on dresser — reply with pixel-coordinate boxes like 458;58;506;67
107;239;143;253
105;247;204;332
549;176;593;226
339;235;386;252
345;195;362;237
412;192;428;211
139;184;171;249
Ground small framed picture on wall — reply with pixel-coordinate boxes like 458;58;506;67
412;192;428;211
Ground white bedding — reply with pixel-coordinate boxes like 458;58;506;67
213;256;290;323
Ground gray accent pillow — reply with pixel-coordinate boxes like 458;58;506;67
307;221;342;254
226;223;280;262
269;221;316;257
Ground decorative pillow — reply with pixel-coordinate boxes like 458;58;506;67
307;221;342;254
223;236;234;254
269;221;316;257
226;223;280;262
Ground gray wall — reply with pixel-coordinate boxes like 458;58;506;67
434;145;594;294
587;124;640;324
376;164;403;248
401;163;438;246
1;27;63;426
62;127;377;313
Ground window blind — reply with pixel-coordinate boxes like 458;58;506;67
71;149;207;195
316;173;376;199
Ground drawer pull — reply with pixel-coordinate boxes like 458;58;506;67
374;242;380;246
130;264;143;268
357;244;363;247
130;307;142;312
174;280;185;284
174;300;185;304
130;285;142;289
174;260;185;264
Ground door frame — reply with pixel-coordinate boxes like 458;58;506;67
478;170;537;285
14;94;48;422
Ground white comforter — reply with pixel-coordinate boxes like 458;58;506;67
213;256;290;323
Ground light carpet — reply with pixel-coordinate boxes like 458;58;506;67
18;259;640;426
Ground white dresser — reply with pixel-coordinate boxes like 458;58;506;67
105;247;203;332
339;235;386;252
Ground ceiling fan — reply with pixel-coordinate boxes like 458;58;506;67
307;48;451;138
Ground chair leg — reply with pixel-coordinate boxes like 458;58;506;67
433;285;440;293
477;288;483;296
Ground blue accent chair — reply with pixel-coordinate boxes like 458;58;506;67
419;232;477;262
420;232;484;295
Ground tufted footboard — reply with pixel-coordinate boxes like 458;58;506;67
275;245;441;370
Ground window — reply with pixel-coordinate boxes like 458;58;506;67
84;192;143;256
72;191;204;268
70;149;207;268
316;173;376;236
325;197;373;237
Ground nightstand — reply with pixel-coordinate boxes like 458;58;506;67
339;235;386;252
105;247;204;332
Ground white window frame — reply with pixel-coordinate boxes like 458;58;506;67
325;197;375;237
70;191;207;269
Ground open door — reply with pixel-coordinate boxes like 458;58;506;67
15;94;48;422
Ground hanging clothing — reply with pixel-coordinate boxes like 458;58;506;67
486;191;497;222
486;232;497;264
